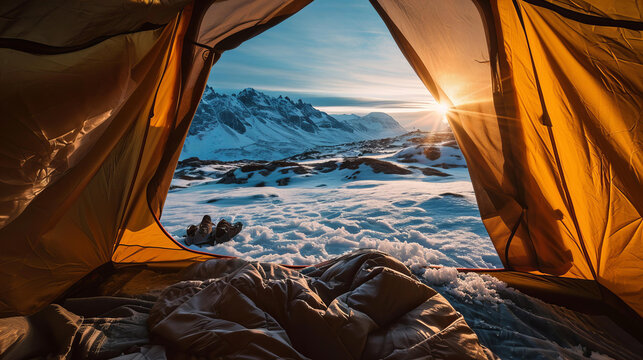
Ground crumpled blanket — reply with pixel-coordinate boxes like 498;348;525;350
64;296;155;359
0;297;154;360
148;249;497;359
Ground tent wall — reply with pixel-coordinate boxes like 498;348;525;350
504;0;642;316
0;0;310;316
0;0;191;229
0;19;180;315
372;0;642;316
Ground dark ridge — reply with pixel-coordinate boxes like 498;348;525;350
340;158;412;175
420;167;451;177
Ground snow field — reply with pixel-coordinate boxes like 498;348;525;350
162;172;501;269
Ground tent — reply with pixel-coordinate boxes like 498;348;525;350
0;0;641;336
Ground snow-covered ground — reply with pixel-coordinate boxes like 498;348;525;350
163;132;497;268
424;268;639;359
161;131;640;359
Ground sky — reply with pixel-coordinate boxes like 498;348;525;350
207;0;445;130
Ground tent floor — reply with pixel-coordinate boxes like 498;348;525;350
479;270;643;342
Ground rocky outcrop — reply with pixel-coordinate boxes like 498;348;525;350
340;158;413;175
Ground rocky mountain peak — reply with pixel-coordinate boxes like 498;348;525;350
182;88;408;161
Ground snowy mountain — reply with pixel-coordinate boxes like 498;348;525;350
181;87;407;161
333;113;406;134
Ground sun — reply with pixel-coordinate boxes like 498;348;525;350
434;103;450;124
436;103;450;115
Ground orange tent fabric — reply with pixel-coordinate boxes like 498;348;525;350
372;0;642;316
0;0;311;316
0;0;641;318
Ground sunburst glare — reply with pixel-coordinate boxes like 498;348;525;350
431;103;450;124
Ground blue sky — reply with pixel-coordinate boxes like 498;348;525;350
208;0;444;130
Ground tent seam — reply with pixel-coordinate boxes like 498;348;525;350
0;22;164;54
